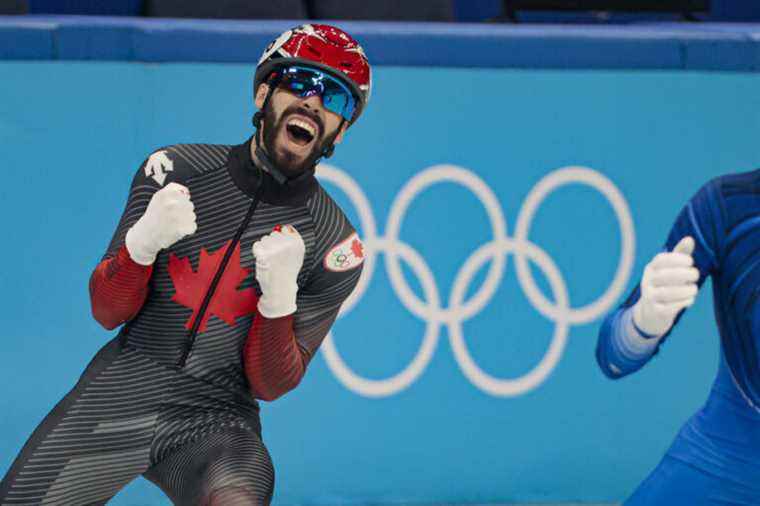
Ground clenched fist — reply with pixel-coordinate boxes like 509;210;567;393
252;225;306;318
632;236;699;337
126;182;197;265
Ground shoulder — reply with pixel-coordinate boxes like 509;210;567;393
682;170;759;213
305;185;365;280
691;168;760;220
306;184;358;238
677;169;760;254
706;168;760;233
710;168;760;200
135;144;233;188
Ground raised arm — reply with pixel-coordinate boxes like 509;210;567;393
89;152;196;329
596;180;721;379
244;225;363;401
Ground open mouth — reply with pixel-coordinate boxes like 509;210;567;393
285;117;316;147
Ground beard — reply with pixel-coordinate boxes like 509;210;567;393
261;103;339;179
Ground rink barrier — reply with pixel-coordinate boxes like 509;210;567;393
1;16;760;70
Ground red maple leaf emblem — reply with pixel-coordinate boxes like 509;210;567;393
168;240;258;333
351;238;364;258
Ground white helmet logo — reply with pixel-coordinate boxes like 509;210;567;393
258;29;294;65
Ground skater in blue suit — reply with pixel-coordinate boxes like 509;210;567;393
597;171;760;505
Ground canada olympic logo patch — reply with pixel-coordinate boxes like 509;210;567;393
324;232;364;272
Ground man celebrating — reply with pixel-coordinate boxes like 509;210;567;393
0;24;369;505
596;173;760;504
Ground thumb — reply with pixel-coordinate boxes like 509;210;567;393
252;241;264;259
673;236;695;256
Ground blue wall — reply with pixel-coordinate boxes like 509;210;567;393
1;61;758;505
3;17;760;71
1;18;760;506
452;1;760;22
20;0;760;21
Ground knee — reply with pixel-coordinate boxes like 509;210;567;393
207;485;271;506
204;460;274;506
202;433;275;505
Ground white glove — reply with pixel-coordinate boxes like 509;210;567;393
253;225;305;318
125;182;197;266
632;236;699;338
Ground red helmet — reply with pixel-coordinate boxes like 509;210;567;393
255;24;372;121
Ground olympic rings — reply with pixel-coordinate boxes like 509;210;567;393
318;164;635;398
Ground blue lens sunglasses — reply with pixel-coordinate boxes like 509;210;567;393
275;65;357;122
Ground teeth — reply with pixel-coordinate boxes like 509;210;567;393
287;118;316;137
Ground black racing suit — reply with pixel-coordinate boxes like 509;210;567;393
0;139;364;505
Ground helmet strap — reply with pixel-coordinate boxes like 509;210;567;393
251;78;289;185
317;118;345;161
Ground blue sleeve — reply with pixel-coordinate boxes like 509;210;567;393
596;179;722;379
